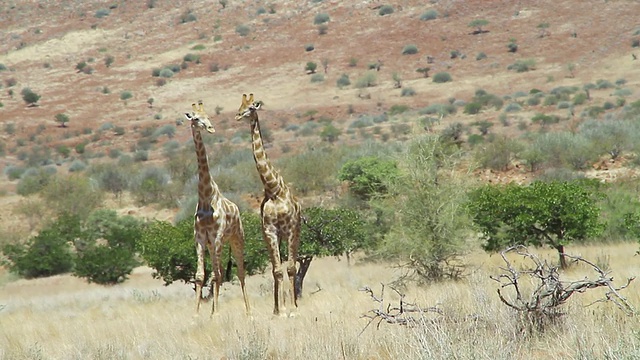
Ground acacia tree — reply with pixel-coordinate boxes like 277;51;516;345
468;181;604;269
377;136;471;282
338;156;399;201
296;206;369;299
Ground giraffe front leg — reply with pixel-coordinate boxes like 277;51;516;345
229;232;251;315
209;238;223;317
263;225;283;316
285;224;300;314
194;236;206;314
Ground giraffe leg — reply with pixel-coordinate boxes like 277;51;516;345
229;232;251;315
263;225;283;316
285;223;300;313
194;232;207;314
208;238;223;317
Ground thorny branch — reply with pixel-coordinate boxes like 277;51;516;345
491;245;636;326
358;283;442;336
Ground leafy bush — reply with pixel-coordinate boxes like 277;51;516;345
432;72;452;83
69;160;87;172
131;166;171;205
420;9;438;21
464;102;482;115
236;24;250;37
596;79;614;89
95;8;110;18
120;91;133;100
2;214;79;278
476;52;487;60
507;59;536;72
74;210;142;284
389;104;409;115
21;88;41;106
54;113;70;127
573;92;588;105
310;74;324;83
378;5;394;16
401;87;416;97
16;167;56;196
338;157;399;200
402;44;418;55
305;62;317;73
314;13;330;24
504;103;522;112
183;53;200;63
336;74;351;88
355;71;377;88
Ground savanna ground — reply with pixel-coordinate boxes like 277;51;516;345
1;243;639;360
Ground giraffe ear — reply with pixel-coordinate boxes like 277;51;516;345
248;93;254;104
241;94;248;107
197;101;205;112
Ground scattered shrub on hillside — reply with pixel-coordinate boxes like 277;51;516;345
476;52;487;61
402;44;418;55
183;53;200;63
95;8;110;18
432;72;452;83
596;79;614;89
508;59;536;72
236;24;250;36
314;12;330;24
336;73;351;88
420;9;438;21
475;136;522;171
504;103;522;112
310;74;324;83
21;88;41;106
378;5;394;16
464;102;482;115
180;9;197;23
120;91;133;100
355;71;377;88
401;87;416;97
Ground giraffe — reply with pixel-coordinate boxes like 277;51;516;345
184;101;250;316
235;94;301;316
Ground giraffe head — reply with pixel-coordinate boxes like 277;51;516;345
234;93;262;124
185;101;216;133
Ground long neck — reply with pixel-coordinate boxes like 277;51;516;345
192;127;220;209
251;117;284;198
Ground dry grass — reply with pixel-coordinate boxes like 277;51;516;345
1;243;639;359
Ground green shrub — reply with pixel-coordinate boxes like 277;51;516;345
95;8;110;18
432;72;452;83
310;74;324;83
336;74;351;88
236;24;250;37
543;95;558;106
464;102;482;115
305;62;317;73
389;104;409;115
180;10;197;23
402;44;418;55
2;214;79;278
183;53;200;63
557;101;571;109
339;157;398;200
4;165;25;180
16;167;56;196
507;59;536;72
304;44;315;52
21;88;41;106
401;87;416;97
474;136;522;171
355;71;377;88
378;5;394;16
420;9;438;21
314;13;330;24
476;52;487;61
120;91;133;100
69;160;87;172
504;103;522;112
596;79;614;89
573;92;588;105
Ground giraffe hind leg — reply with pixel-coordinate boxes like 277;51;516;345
229;232;251;314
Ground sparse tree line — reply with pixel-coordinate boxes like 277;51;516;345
2;132;640;299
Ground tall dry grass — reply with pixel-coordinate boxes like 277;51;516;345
1;243;639;359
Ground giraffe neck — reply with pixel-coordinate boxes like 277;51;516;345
251;117;284;199
192;126;221;217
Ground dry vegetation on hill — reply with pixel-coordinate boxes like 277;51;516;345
2;0;640;358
